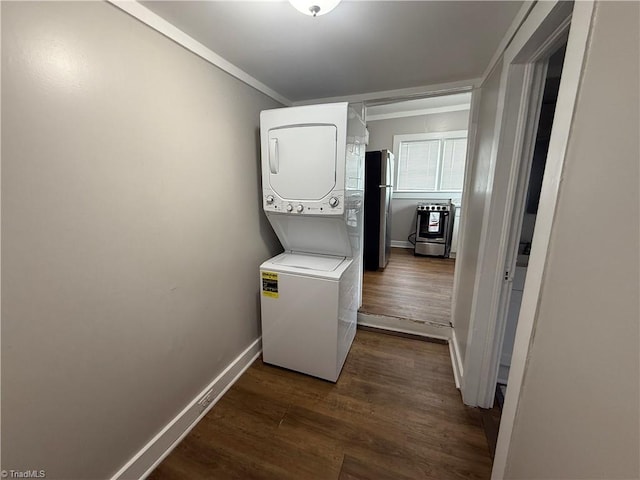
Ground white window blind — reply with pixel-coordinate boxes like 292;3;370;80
397;140;440;191
440;138;467;191
394;132;467;192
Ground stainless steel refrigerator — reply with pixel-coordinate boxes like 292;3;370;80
364;150;394;270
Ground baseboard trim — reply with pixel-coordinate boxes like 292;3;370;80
449;329;464;389
357;312;451;342
110;338;262;480
390;240;413;249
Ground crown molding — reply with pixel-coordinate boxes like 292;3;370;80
107;0;292;106
367;103;470;122
293;78;480;106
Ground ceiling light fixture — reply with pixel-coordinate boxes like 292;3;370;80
289;0;341;17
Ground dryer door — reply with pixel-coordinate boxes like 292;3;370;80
267;125;337;200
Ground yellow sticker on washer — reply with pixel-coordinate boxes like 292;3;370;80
261;271;279;298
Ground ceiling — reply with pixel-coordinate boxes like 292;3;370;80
141;1;524;103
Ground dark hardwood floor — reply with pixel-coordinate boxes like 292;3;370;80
360;248;455;325
149;329;493;480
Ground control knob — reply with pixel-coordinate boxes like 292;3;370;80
296;204;304;213
266;195;274;204
286;204;293;212
329;197;339;207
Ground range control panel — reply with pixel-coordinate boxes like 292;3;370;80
263;192;344;215
417;202;452;212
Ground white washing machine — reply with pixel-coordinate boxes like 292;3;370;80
259;102;366;382
260;252;358;382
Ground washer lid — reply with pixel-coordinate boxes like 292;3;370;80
272;252;345;271
261;252;352;280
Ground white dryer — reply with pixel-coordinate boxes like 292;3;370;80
260;102;366;260
260;252;358;382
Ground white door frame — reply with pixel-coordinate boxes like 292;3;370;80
491;1;595;477
460;0;595;416
488;59;548;389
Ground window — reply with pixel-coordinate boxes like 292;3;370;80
393;131;468;192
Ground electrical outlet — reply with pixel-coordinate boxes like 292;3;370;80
197;388;214;408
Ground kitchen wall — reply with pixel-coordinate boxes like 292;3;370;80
451;61;502;364
504;1;639;477
1;2;281;479
366;110;469;243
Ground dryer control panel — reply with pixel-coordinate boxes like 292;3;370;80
263;189;344;216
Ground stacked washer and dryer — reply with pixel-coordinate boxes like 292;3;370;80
258;102;366;382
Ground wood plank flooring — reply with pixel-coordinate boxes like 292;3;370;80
149;329;493;480
361;248;455;325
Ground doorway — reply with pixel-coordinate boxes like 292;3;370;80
357;93;472;338
496;45;566;394
480;43;568;456
445;0;596;476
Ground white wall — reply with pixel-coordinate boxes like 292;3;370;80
1;2;281;479
366;110;469;243
451;62;502;363
504;2;639;477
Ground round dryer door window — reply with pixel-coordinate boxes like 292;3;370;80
267;124;337;200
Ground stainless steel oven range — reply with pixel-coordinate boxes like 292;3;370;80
414;201;456;257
